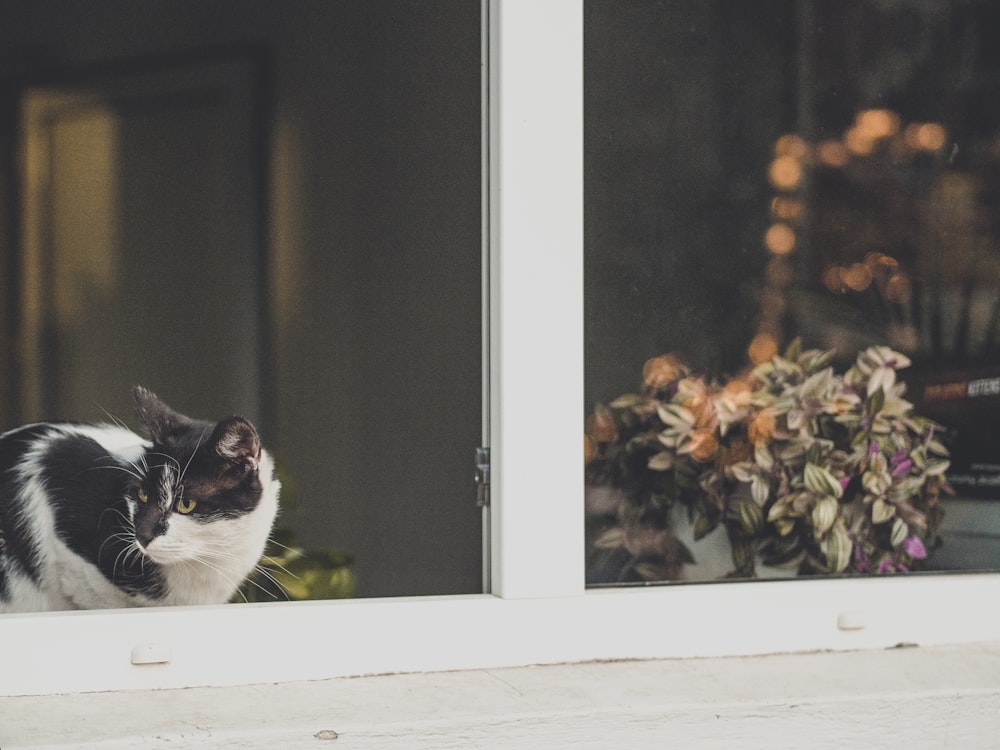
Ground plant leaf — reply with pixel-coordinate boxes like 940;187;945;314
751;475;770;506
647;451;674;471
826;524;853;573
871;497;895;524
812;495;838;536
891;517;909;548
866;386;886;415
693;512;720;541
594;527;626;549
739;500;765;536
805;463;843;498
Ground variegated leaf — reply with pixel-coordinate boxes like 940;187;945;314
871;497;895;524
647;451;674;471
826;523;853;574
812;495;838;536
751;476;770;506
891;517;908;548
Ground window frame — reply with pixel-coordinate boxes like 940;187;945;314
2;0;1000;698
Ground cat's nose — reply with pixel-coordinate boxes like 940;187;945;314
136;520;167;548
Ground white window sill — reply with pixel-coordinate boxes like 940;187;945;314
6;641;1000;749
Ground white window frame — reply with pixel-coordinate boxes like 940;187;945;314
2;0;1000;698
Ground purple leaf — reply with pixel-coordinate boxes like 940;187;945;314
891;459;913;477
902;536;927;559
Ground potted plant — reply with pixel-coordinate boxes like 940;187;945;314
585;340;951;583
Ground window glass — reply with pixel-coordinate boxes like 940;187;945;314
585;1;1000;584
0;1;482;603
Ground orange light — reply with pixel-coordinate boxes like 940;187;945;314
905;123;947;152
885;273;912;304
817;139;849;168
864;251;899;274
768;156;802;190
842;262;873;291
822;266;847;294
775;134;808;159
856;109;900;140
748;333;779;365
765;223;796;255
770;196;801;221
845;126;875;156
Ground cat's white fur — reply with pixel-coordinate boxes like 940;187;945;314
148;450;280;606
0;423;279;612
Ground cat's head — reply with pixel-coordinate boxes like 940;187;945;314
128;386;280;570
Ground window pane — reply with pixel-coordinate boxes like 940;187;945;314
0;1;482;606
585;0;1000;584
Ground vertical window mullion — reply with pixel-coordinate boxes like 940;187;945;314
488;0;585;599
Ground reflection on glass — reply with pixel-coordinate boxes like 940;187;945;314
585;0;1000;585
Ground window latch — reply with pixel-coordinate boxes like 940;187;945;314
475;447;490;507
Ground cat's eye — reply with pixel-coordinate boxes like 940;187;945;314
175;496;197;515
137;489;148;503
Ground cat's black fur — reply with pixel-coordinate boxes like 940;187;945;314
0;387;280;611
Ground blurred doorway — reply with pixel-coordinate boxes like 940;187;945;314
19;57;266;426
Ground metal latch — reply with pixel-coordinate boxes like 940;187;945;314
475;447;490;507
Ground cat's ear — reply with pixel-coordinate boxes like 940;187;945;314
212;417;261;472
133;386;195;444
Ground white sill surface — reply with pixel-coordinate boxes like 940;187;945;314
4;642;1000;749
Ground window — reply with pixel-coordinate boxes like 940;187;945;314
4;2;482;600
584;1;1000;586
2;1;999;698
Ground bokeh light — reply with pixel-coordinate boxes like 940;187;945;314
842;262;873;291
845;126;876;156
817;139;849;167
748;333;778;365
775;133;808;159
885;273;913;304
856;109;900;140
765;223;796;255
768;155;803;190
822;265;847;294
770;196;801;221
904;122;947;152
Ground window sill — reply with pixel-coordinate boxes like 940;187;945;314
6;641;1000;748
3;574;1000;697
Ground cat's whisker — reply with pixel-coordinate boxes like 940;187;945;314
258;553;300;581
99;504;134;528
177;552;246;599
86;462;144;483
178;427;210;487
242;566;287;601
110;537;143;584
148;452;181;474
97;404;130;431
263;538;298;554
248;564;291;601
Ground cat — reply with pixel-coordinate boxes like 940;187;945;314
0;386;280;612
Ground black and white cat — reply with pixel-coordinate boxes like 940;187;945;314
0;387;280;612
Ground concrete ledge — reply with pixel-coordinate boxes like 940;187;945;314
4;642;1000;748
